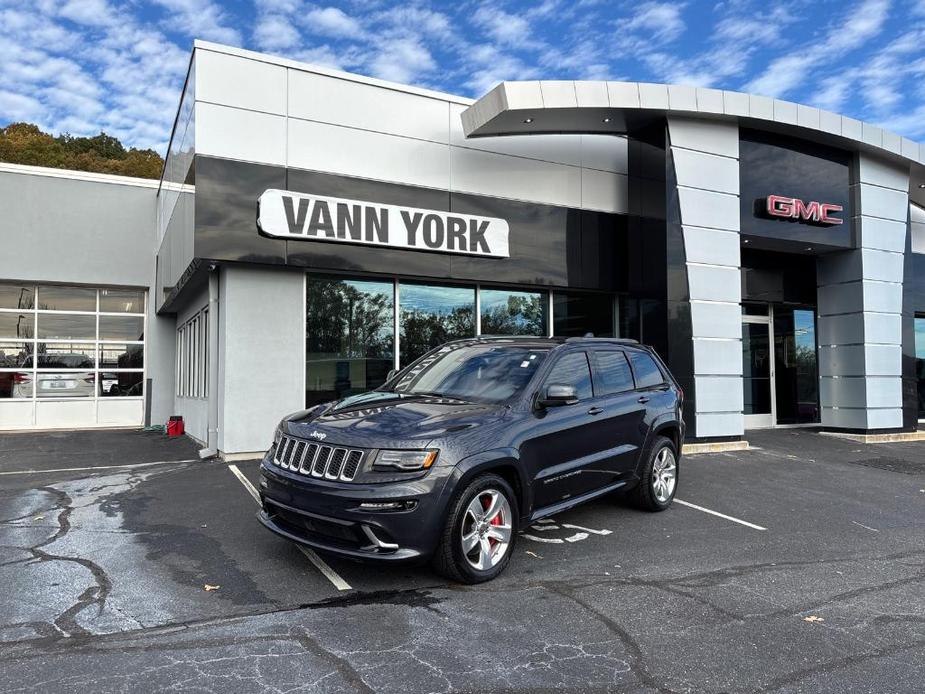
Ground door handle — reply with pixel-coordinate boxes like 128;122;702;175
637;396;650;404
587;407;604;415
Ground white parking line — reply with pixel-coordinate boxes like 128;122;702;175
0;459;199;476
227;464;352;592
674;499;767;531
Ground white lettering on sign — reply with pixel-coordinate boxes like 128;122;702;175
257;189;510;258
765;194;843;225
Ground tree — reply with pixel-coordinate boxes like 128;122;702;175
0;122;164;179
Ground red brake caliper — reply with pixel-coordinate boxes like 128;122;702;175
482;494;502;547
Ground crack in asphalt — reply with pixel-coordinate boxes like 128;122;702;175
26;486;114;638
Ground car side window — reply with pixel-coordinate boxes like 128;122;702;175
543;351;593;401
592;350;635;396
628;350;666;389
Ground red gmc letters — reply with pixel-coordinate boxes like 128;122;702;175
765;195;843;225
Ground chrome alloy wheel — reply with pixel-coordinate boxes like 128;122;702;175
461;489;512;571
652;448;677;503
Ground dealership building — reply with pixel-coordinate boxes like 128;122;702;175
2;40;925;455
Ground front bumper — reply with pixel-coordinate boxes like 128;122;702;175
257;453;453;563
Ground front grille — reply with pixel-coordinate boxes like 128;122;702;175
273;435;364;482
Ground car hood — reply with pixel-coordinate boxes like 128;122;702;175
284;391;508;449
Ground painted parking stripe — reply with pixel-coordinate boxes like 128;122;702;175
674;499;767;531
227;463;352;592
0;459;199;476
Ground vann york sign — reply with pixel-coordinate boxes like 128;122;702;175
257;189;510;258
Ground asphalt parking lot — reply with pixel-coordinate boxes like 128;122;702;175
0;428;922;693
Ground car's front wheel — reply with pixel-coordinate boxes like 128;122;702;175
628;436;678;511
432;473;517;584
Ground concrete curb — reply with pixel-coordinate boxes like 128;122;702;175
682;441;750;455
820;431;925;444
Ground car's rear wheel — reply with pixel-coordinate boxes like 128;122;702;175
628;436;678;511
432;473;517;584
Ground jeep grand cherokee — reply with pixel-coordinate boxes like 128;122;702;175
258;336;684;583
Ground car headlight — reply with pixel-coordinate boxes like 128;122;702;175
273;425;283;445
373;449;438;472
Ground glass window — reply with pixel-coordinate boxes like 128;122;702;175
37;314;96;340
552;291;614;338
543;351;593;400
35;372;96;398
391;344;548;404
99;315;144;341
100;371;143;397
36;343;95;369
0;371;32;399
399;283;474;367
100;289;145;313
618;296;640;340
592;351;635;395
99;343;144;369
37;286;96;311
480;289;547;336
306;277;394;406
916;317;925;419
0;312;34;339
628;350;666;389
0;342;32;368
0;284;34;310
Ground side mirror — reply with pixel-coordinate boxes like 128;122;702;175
386;369;398;382
537;383;578;408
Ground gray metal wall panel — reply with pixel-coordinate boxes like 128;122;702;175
0;171;155;287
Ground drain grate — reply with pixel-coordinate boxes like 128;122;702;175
849;457;925;475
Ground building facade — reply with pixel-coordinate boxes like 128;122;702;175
2;40;925;455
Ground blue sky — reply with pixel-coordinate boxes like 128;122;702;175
2;0;925;153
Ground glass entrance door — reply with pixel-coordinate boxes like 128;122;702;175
742;304;820;428
742;314;774;428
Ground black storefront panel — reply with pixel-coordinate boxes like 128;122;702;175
193;156;629;292
739;129;854;252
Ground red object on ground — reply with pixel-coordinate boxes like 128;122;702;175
166;417;185;437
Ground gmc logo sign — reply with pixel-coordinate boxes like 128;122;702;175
765;195;843;226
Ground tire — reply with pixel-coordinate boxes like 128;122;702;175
432;473;518;584
628;436;678;512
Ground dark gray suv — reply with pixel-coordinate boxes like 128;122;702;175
258;337;685;583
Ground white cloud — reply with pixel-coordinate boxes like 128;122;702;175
369;38;436;84
621;2;687;43
58;0;114;26
254;14;303;51
0;90;44;121
746;0;890;97
151;0;242;45
473;5;535;48
304;6;364;39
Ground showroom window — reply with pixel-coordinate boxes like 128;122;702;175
916;316;925;420
0;284;146;400
304;274;625;407
399;283;475;366
306;277;394;406
176;307;208;398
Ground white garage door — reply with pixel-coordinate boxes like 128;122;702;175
0;283;146;430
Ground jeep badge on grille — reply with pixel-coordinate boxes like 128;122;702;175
309;431;327;441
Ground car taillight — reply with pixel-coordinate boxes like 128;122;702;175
83;376;95;384
12;373;31;383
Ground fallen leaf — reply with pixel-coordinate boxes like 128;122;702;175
803;615;824;623
525;550;543;559
203;584;220;592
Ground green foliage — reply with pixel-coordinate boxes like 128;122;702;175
0;122;164;179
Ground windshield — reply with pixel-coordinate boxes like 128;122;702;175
390;344;548;404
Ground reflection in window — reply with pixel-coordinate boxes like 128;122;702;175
99;315;144;341
37;286;96;311
0;342;32;368
552;291;614;338
100;344;144;369
916;317;925;419
100;289;145;313
0;284;34;310
36;343;95;369
480;289;547;336
307;278;394;407
37;314;96;340
399;284;474;367
0;313;34;339
100;371;143;397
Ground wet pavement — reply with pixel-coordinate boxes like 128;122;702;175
0;428;923;692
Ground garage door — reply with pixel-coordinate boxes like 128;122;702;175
0;283;146;430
